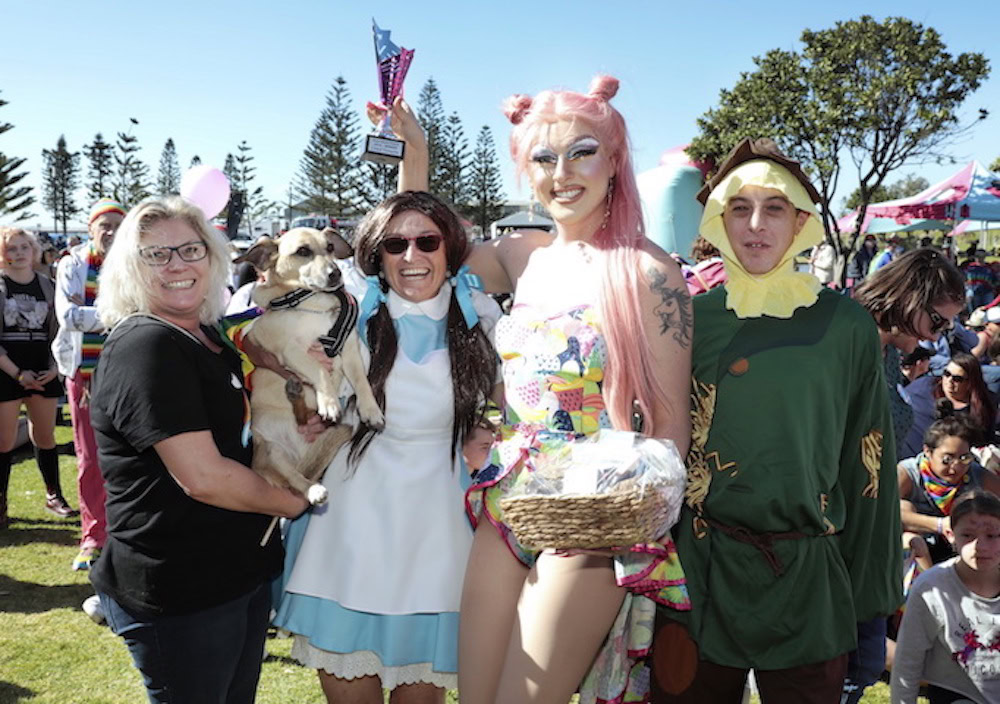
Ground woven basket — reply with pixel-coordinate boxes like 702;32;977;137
498;477;671;551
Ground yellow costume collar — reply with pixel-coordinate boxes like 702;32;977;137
699;160;824;319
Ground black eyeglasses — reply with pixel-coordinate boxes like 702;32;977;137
942;369;968;382
381;235;443;255
925;306;952;335
138;240;208;266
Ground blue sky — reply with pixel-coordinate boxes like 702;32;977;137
2;0;998;228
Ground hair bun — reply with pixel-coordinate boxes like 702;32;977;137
503;95;533;125
588;75;619;102
935;397;956;420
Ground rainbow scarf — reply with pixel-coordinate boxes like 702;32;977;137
78;245;106;382
918;453;970;517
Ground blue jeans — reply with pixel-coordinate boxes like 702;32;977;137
99;582;271;704
841;617;887;704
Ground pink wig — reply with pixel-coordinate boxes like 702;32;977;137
504;76;662;433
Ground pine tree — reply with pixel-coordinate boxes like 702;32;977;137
438;112;469;209
157;138;181;195
359;162;399;209
234;140;266;232
296;76;363;216
189;155;202;168
112;128;150;208
417;78;446;194
466;126;506;236
0;91;34;221
83;132;114;204
41;135;81;234
219;153;238;221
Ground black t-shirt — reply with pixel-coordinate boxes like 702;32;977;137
89;315;282;617
2;274;52;370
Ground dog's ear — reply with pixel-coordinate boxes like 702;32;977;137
236;238;279;272
322;228;354;260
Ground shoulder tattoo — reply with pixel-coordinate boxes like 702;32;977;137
647;267;693;349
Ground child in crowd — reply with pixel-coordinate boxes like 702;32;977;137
898;417;1000;571
891;490;1000;704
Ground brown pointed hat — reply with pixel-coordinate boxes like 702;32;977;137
696;138;821;206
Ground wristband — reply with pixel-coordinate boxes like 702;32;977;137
937;517;944;534
14;370;22;382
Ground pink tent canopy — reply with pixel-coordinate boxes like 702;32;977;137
837;161;1000;235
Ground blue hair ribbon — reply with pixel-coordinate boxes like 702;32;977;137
358;276;386;342
450;265;483;329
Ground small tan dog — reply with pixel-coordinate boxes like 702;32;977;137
237;227;383;507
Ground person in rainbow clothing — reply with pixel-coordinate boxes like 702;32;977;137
53;197;124;573
657;139;902;703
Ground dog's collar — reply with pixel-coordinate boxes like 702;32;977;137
269;283;344;310
318;289;359;358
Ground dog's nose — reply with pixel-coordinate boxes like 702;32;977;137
326;268;343;288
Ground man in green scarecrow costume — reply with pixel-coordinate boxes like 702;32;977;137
656;139;902;703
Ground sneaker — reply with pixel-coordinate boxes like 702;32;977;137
72;546;101;571
45;494;79;519
82;594;105;624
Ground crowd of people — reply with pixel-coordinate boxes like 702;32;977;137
3;75;1000;704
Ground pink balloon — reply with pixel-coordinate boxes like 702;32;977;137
180;166;231;220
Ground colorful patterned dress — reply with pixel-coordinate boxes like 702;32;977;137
466;303;690;704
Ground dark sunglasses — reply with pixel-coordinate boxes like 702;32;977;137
381;235;443;255
925;306;952;335
942;369;968;382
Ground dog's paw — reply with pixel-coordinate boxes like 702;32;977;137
316;395;341;423
359;402;385;430
307;484;328;505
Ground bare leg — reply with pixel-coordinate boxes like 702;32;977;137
388;682;445;704
458;522;530;704
25;395;58;449
318;670;383;704
495;551;626;704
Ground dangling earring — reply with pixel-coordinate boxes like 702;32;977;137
601;176;615;230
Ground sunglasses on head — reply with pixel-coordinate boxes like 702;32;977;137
942;369;968;382
925;306;952;335
381;234;443;255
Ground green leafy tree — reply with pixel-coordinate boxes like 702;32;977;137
417;78;446;194
991;156;1000;173
438;112;469;209
465;125;506;236
157;138;181;195
689;15;990;280
296;76;363;216
83;132;114;204
41;135;81;234
0;91;34;221
112;125;150;208
842;174;929;213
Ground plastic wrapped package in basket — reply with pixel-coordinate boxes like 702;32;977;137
498;429;686;551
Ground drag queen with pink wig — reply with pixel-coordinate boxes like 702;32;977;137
457;76;694;704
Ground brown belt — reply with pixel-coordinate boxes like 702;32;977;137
705;518;810;577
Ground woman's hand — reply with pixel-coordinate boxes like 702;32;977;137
307;342;334;373
367;96;426;148
35;368;58;386
296;412;329;445
18;370;43;391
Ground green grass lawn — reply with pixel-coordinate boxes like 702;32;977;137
1;417;900;703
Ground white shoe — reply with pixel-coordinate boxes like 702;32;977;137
82;594;105;624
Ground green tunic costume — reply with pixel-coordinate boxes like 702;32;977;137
673;287;903;670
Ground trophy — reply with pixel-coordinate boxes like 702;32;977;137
362;20;414;165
